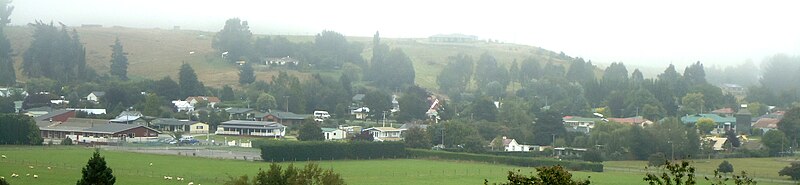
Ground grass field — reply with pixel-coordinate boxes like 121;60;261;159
0;146;795;185
5;26;570;90
605;157;800;183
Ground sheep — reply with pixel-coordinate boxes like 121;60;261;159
177;177;184;181
28;165;34;169
47;166;52;170
25;173;29;176
163;176;170;180
1;176;4;179
1;154;6;158
33;174;38;178
188;182;194;185
10;173;18;177
149;162;153;166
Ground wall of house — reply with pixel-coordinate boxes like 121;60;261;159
190;123;209;134
120;127;159;138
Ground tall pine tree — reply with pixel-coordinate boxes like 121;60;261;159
238;63;255;84
109;37;128;80
178;63;205;98
76;149;116;185
0;0;14;86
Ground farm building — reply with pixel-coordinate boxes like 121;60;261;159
38;118;160;144
216;120;286;137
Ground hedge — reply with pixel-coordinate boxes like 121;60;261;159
260;141;405;162
407;149;603;172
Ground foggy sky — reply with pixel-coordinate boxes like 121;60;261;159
12;0;800;69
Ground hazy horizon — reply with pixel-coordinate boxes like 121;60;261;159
10;0;800;69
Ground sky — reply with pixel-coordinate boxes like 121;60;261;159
11;0;800;69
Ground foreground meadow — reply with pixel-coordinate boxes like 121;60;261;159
0;146;794;185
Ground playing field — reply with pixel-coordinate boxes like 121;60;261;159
0;146;795;185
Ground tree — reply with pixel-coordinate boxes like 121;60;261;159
239;63;255;85
467;96;498;122
77;149;116;185
298;119;323;141
680;93;705;115
519;57;541;82
582;149;603;163
363;90;391;119
0;0;14;86
486;165;590;185
696;118;716;134
142;93;162;117
225;163;345;185
213;18;253;63
717;160;734;174
109;37;128;80
779;162;800;180
778;107;800;147
373;48;415;89
179;63;205;97
0;114;42;145
403;126;430;149
644;160;696;185
648;152;667;167
0;97;13;113
255;93;276;112
532;109;566;146
437;54;474;94
762;130;788;156
397;86;428;122
725;129;741;148
221;85;235;101
22;21;91;83
683;61;707;85
61;137;73;145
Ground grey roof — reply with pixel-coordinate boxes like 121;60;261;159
83;123;159;134
90;91;106;97
226;107;254;114
152;118;198;126
221;120;285;127
399;123;428;130
34;109;73;121
266;111;311;120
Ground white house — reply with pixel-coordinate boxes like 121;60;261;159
363;127;405;141
322;128;347;140
351;107;370;120
171;100;194;112
491;136;533;152
216;120;286;137
86;91;105;102
186;96;221;108
152;118;209;134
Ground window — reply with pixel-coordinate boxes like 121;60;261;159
196;126;204;129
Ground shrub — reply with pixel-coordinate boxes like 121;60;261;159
779;162;800;180
647;152;667;167
717;160;733;173
61;137;74;145
260;141;405;162
407;149;603;172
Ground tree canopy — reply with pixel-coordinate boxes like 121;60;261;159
76;149;116;185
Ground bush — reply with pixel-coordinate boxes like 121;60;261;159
61;137;74;145
407;149;603;172
582;150;603;163
648;152;667;167
717;160;733;173
779;162;800;180
260;141;405;162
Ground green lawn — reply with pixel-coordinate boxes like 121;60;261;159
0;146;795;185
605;158;800;183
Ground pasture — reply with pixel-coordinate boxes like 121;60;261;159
0;146;795;185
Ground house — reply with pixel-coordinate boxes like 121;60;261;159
33;109;75;123
681;114;737;134
705;137;728;151
0;87;28;97
363;127;405;141
13;101;22;113
265;56;300;66
338;125;362;135
185;96;221;108
562;116;605;134
226;107;256;119
711;108;735;116
753;118;780;133
66;108;107;115
151;118;209;134
257;111;311;126
109;111;147;125
38;118;160;144
322;128;347;140
399;122;428;130
171;100;194;112
351;107;370;120
24;106;55;117
216;120;286;137
429;33;478;43
490;136;533;152
554;147;588;158
719;83;746;99
606;116;653;127
86;91;105;102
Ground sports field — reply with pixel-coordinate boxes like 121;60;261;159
0;146;795;185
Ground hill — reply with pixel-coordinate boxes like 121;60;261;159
5;26;572;90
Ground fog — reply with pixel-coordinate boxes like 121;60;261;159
13;0;800;68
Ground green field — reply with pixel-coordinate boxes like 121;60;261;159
0;146;795;185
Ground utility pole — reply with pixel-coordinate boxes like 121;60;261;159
283;96;289;112
382;111;386;127
552;134;556;157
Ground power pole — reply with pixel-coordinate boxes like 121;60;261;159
284;96;289;112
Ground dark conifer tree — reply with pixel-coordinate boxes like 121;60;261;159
76;149;116;185
109;37;128;80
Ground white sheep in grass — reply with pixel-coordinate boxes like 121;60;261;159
163;176;170;180
25;173;29;176
33;174;38;178
187;182;194;185
1;154;6;158
149;162;153;166
47;166;52;170
28;165;33;169
1;176;5;179
177;177;184;181
10;173;18;177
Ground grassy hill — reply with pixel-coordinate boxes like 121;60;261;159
5;26;571;90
